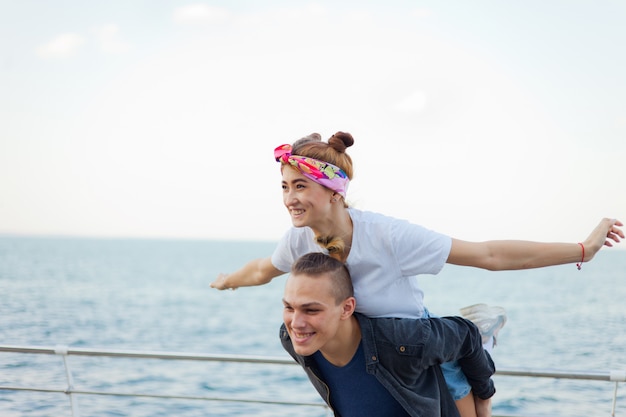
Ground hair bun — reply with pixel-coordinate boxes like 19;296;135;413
328;132;354;153
292;133;321;149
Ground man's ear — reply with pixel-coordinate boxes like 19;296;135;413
340;297;356;320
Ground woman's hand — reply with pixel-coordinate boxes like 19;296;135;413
583;218;624;260
210;273;236;290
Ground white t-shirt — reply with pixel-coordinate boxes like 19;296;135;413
271;209;451;318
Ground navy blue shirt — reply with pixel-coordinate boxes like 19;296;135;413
313;342;411;417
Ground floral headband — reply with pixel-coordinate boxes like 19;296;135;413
274;144;350;197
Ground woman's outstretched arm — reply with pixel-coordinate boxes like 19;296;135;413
210;256;284;290
447;218;623;271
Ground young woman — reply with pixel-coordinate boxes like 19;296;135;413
210;132;623;417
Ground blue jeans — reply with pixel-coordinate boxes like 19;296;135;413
425;309;472;400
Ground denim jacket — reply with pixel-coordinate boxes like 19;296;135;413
280;313;496;417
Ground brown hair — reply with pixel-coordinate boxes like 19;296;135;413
292;132;356;259
292;131;355;180
291;252;353;304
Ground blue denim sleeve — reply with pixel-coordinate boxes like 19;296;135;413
424;316;496;400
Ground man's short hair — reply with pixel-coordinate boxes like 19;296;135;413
291;252;354;304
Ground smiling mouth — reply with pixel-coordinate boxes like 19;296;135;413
293;331;315;341
291;209;305;216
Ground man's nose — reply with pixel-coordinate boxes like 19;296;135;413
291;310;305;327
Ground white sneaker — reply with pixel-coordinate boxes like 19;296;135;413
460;303;507;346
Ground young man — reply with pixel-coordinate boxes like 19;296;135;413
280;252;496;417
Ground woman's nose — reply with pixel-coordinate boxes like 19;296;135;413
284;189;297;205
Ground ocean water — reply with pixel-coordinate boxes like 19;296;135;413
0;236;624;416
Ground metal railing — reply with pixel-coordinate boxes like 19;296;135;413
1;344;624;417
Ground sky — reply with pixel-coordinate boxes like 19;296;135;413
1;0;625;244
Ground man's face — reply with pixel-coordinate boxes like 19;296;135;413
282;273;348;357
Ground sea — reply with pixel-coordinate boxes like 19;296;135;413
0;236;624;417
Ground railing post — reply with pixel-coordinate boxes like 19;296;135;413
609;370;625;417
55;345;80;417
611;381;618;417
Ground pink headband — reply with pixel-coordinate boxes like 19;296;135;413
274;144;350;197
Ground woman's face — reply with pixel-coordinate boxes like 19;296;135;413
281;167;335;229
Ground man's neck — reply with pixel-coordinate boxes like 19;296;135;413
319;315;361;367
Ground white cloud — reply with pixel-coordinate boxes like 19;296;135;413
395;90;429;114
92;24;130;54
36;33;86;58
411;8;433;19
173;4;230;24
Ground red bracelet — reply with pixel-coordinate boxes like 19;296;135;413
576;242;585;270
